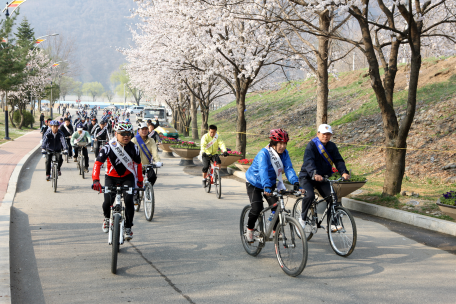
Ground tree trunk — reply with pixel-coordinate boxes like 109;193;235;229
201;108;209;136
190;94;199;140
316;11;330;127
235;87;248;157
19;105;24;129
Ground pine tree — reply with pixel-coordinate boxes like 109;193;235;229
15;17;35;48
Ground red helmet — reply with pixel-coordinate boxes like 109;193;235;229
269;129;289;143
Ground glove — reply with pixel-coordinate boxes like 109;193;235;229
63;150;68;155
155;162;163;168
137;181;143;188
264;187;272;194
293;183;300;191
223;151;229;157
92;180;102;193
202;152;207;158
41;149;46;154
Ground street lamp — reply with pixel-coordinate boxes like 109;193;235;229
124;83;126;110
3;3;10;139
34;33;59;47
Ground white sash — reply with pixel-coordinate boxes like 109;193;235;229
148;130;156;138
266;145;286;191
108;138;136;179
96;126;107;138
75;131;86;143
205;133;218;150
64;124;71;134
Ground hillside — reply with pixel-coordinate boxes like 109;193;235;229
200;56;456;216
17;0;136;88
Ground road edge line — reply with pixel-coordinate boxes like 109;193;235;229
232;170;456;237
0;143;41;304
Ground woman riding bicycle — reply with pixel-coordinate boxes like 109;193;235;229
244;129;304;242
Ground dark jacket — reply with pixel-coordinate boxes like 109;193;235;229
42;130;68;152
59;124;74;138
298;139;348;181
39;114;44;122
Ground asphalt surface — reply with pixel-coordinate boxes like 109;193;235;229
9;109;456;303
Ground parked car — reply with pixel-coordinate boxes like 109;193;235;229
156;122;179;139
128;106;145;114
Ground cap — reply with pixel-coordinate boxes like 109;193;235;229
138;122;148;129
317;124;333;134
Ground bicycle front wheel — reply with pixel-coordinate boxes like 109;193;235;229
274;217;308;277
239;205;263;257
292;198;317;241
205;175;211;193
81;156;85;179
134;192;140;212
215;169;222;199
327;206;357;257
52;165;57;192
144;183;155;221
111;213;121;274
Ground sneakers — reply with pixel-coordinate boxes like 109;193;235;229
299;218;306;230
73;157;77;162
84;167;89;173
102;218;109;233
202;179;207;188
46;175;50;181
58;171;62;176
125;228;133;241
245;228;254;242
90;147;93;152
331;225;343;232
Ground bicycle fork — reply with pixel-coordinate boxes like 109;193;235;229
108;194;125;245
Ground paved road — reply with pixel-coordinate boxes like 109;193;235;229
9;142;456;303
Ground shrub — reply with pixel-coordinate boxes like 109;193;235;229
13;110;35;126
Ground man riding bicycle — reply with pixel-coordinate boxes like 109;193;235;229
42;120;68;181
92;120;109;156
71;123;92;173
59;118;74;159
131;122;162;186
298;124;350;232
92;121;143;240
200;125;228;187
244;129;304;242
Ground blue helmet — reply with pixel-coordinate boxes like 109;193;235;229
76;123;84;130
49;120;60;126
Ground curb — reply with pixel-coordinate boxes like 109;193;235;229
232;171;456;237
0;143;41;304
342;198;456;237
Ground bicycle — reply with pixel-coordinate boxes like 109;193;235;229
95;139;107;157
240;190;308;277
291;176;357;257
102;184;144;274
64;136;71;163
133;164;158;221
203;154;223;199
75;142;88;179
47;151;62;193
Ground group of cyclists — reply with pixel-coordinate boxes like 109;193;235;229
41;106;350;247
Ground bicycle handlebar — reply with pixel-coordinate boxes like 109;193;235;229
312;170;349;182
101;185;145;194
272;190;302;197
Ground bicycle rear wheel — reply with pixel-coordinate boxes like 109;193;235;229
111;213;121;274
327;206;357;257
215;169;221;199
205;175;211;193
292;198;317;241
77;156;81;175
144;183;155;221
274;217;308;277
65;153;68;163
239;205;263;256
53;164;57;192
134;192;140;212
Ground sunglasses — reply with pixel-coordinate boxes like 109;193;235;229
119;132;132;137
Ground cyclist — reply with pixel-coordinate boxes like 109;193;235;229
200;125;228;187
92;120;109;156
40;118;51;138
59;118;74;159
88;118;98;152
132;122;162;186
91;121;143;240
244;129;303;242
42;120;68;181
298;124;350;231
147;122;161;145
70;123;92;172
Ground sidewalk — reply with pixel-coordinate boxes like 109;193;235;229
0;131;42;206
0;130;41;303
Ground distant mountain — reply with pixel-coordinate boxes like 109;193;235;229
18;0;137;90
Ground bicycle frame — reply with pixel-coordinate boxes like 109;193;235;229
104;186;132;246
206;155;221;184
307;179;341;229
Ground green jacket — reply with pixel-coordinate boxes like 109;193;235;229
70;130;92;146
